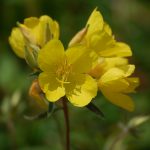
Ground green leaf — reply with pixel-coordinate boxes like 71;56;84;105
128;116;150;128
86;102;105;118
24;103;62;120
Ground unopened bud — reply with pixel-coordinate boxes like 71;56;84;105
17;23;40;69
29;80;48;110
69;25;89;47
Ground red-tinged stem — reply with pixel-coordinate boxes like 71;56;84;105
62;97;70;150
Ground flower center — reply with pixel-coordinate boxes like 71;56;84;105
55;57;72;86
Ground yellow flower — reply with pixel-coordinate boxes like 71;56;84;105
69;8;132;58
38;39;98;107
9;15;59;58
98;65;139;111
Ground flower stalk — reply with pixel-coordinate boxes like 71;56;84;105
62;97;70;150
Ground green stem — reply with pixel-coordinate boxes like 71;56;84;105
62;97;70;150
109;128;128;150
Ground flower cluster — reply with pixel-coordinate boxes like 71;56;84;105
9;8;139;112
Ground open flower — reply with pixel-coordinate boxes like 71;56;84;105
98;65;139;111
38;39;98;107
9;15;59;58
69;8;132;58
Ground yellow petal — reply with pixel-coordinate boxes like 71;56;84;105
24;16;59;47
86;8;104;38
124;77;140;93
65;74;97;107
9;28;25;58
104;22;112;36
38;16;60;46
105;57;128;69
101;89;135;111
99;78;129;93
118;64;135;77
99;67;125;83
66;46;98;73
40;16;60;39
24;17;39;28
53;21;60;39
99;65;135;84
89;30;114;53
36;17;51;46
98;42;132;57
38;72;65;102
38;39;65;72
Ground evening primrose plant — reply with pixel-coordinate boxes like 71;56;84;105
9;8;139;150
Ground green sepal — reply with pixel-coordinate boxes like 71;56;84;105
48;102;54;114
29;70;42;77
24;46;38;69
86;102;104;118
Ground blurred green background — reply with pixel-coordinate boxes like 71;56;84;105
0;0;150;150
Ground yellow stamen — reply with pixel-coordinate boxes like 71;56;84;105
55;57;72;86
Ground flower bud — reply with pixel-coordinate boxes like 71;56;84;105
18;23;40;68
29;80;48;110
68;25;88;47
